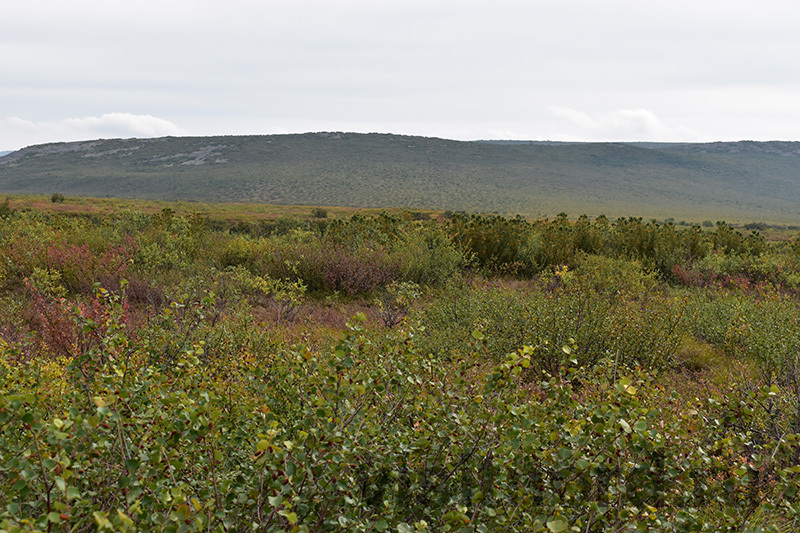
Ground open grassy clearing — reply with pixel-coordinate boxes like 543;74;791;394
2;194;437;224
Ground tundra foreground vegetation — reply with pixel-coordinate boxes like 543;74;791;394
4;202;800;532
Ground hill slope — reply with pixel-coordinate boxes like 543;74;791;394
1;133;799;222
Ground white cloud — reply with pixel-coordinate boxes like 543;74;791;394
3;117;39;131
63;113;186;137
547;107;599;132
1;113;187;150
547;106;701;142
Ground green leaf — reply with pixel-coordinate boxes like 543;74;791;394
93;511;112;530
411;437;430;449
443;510;470;525
547;518;569;532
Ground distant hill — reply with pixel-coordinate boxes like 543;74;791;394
1;133;799;222
0;151;10;157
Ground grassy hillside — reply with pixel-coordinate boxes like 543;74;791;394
2;133;800;222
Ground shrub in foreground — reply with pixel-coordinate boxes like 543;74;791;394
2;287;800;531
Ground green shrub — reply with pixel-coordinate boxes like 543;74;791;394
7;203;800;530
392;222;462;286
218;235;267;272
448;213;544;275
567;252;660;296
683;288;800;380
230;266;306;323
0;197;12;219
4;303;800;531
418;276;686;373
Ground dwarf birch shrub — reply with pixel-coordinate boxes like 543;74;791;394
683;288;800;377
419;276;687;372
6;206;800;531
229;266;306;323
4;303;800;532
731;294;800;381
568;252;660;297
391;223;463;287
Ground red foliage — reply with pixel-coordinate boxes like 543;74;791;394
24;280;130;361
44;236;137;294
671;264;721;289
267;243;400;296
321;246;400;296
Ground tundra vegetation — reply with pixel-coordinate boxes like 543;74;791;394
4;200;800;532
4;135;800;223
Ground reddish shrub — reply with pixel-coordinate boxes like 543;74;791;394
24;280;130;361
671;264;721;289
44;237;137;294
321;246;399;296
265;243;400;296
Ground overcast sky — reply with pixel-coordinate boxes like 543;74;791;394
2;0;799;150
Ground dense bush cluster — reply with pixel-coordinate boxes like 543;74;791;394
447;213;775;280
4;205;800;531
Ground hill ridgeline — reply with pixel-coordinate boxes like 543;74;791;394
1;133;799;222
